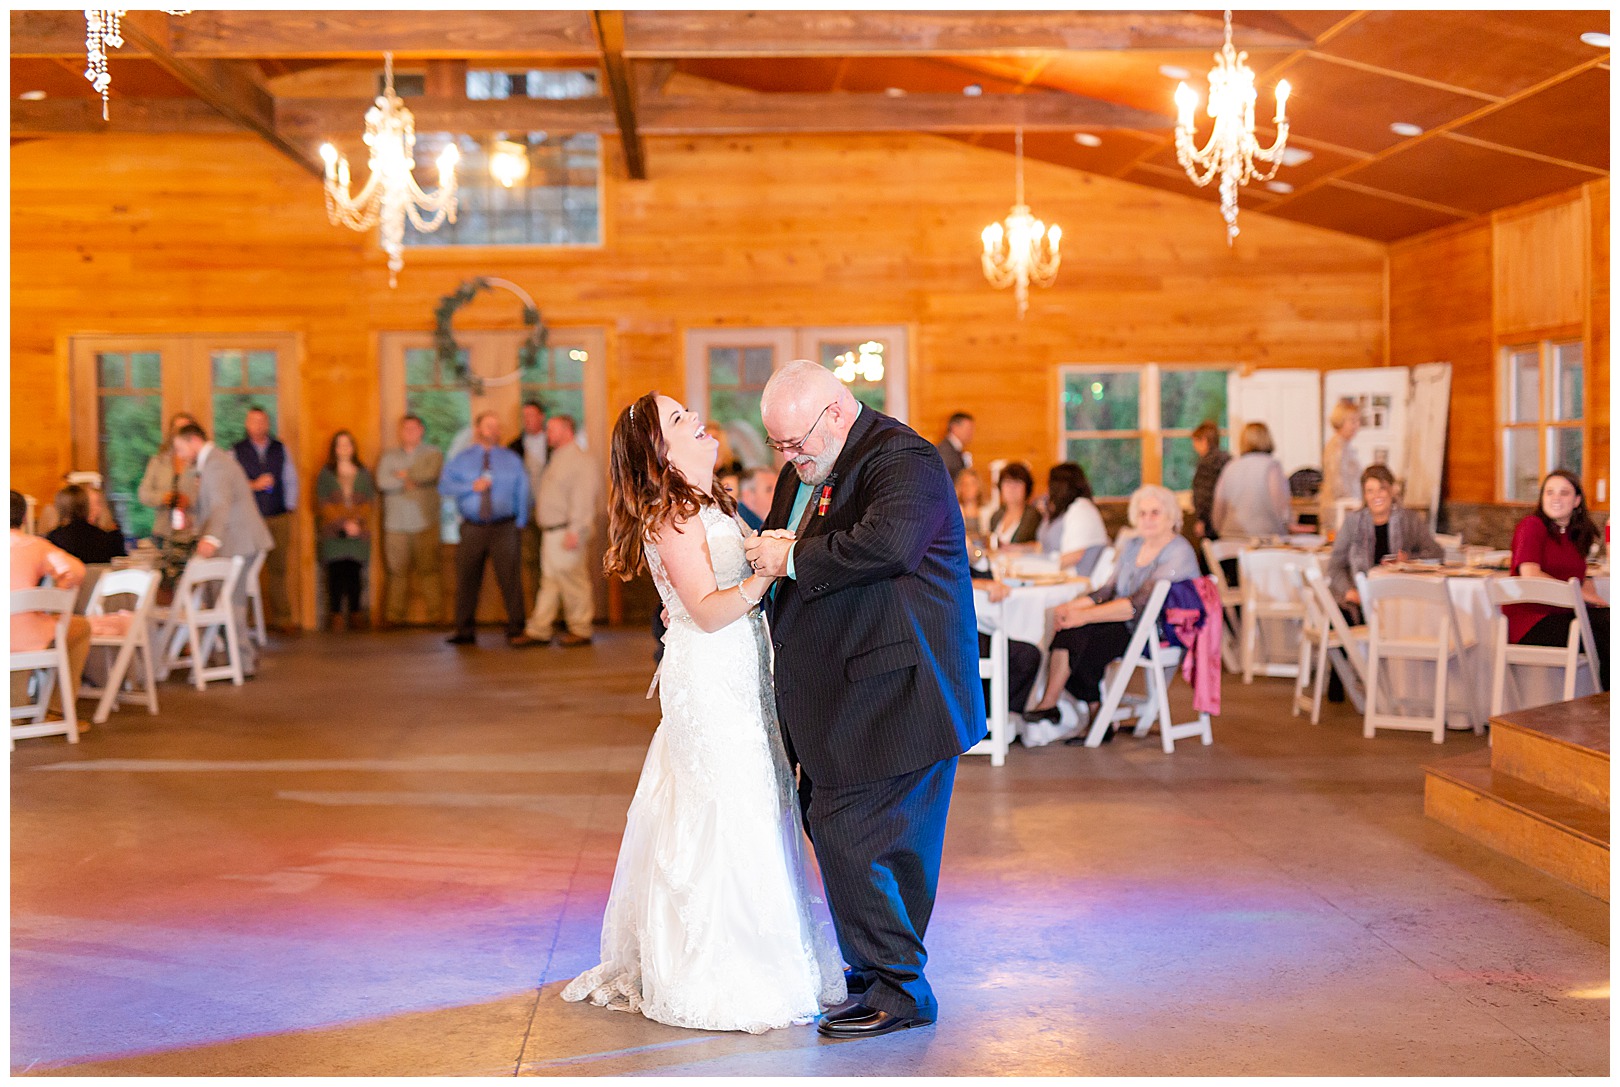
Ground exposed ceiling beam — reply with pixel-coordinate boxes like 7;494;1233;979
592;11;648;180
116;11;325;177
10;9;1312;60
272;96;615;140
12;97;244;136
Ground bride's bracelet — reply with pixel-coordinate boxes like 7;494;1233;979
737;579;764;608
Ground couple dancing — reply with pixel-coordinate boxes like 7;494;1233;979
561;361;986;1038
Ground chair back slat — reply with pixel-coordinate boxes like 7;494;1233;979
1484;575;1580;611
86;568;159;618
10;587;76;616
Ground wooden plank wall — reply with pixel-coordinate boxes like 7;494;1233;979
1388;179;1609;510
12;129;1389;622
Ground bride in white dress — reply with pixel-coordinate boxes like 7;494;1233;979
561;392;846;1033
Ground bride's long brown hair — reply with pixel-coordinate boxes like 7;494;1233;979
604;391;738;580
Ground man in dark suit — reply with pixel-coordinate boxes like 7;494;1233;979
744;361;984;1040
934;411;974;482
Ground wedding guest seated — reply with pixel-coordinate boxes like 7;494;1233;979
987;461;1041;546
971;570;1041;718
1020;484;1200;742
1037;462;1107;572
955;468;987;537
45;484;127;565
1508;469;1609;690
11;490;91;722
1326;464;1442;623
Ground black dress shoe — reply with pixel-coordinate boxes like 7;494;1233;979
445;633;476;646
817;1003;933;1039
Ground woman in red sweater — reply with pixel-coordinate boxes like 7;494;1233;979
1509;469;1608;689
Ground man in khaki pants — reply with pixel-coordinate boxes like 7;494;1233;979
377;414;444;625
524;415;601;646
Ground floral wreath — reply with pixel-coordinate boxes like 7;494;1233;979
433;277;548;394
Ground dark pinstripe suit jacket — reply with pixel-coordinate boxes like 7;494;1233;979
764;407;986;786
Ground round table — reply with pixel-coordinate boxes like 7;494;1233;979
973;578;1090;746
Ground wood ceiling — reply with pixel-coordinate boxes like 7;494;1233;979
10;9;1610;242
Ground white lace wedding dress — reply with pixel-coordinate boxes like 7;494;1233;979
561;504;846;1033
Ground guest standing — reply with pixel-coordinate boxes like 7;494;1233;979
1508;469;1609;689
441;410;536;647
934;412;975;481
138;411;201;545
1022;484;1200;739
523;414;601;647
508;400;549;602
1189;420;1231;540
315;431;377;631
172;424;275;674
1318;398;1363;533
955;468;987;537
987;461;1041;545
11;491;91;720
1211;422;1290;540
1037;462;1107;571
376;414;444;626
46;484;126;565
232;406;298;633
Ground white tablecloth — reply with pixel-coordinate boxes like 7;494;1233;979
1239;548;1328;673
973;579;1090;745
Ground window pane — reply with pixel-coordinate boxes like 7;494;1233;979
405;130;600;247
1066;437;1142;498
1507;348;1539;424
545;388;587;429
213;394;274;450
1064;372;1140;432
1160;370;1227;431
819;341;886;413
129;351;162;390
246;350;278;388
1162;436;1200;492
407;389;471;461
1553;342;1583;422
553;346;585;386
97;352;125;390
709;347;740;386
405;348;437;387
1504;430;1542;503
98;394;162;541
1550;427;1583;479
212;349;243;389
742;347;775;386
710;387;765;459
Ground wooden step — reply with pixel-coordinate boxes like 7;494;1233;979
1424;751;1609;902
1489;693;1610;812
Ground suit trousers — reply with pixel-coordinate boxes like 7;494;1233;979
384;528;443;623
524;530;593;639
263;512;294;625
799;756;957;1021
452;520;525;638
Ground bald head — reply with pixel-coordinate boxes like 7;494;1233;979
761;360;860;486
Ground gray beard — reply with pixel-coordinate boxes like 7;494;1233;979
793;441;841;486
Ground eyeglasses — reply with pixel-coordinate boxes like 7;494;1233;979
765;402;835;453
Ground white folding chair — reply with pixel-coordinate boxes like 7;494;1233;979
1304;564;1368;717
80;567;161;725
1201;538;1245;674
1238;549;1306;683
966;605;1010;767
242;549;268;646
1572;583;1605;693
152;555;246;690
1286;564;1369;724
1359;572;1473;743
1079;578;1214;754
10;587;80;747
1486;576;1603;715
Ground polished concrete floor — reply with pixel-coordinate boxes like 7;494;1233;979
11;626;1610;1076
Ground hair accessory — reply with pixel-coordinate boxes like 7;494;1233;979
629;402;637;422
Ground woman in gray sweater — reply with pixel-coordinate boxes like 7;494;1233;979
1211;422;1291;539
1326;464;1443;618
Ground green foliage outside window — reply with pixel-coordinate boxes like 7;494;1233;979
100;395;162;540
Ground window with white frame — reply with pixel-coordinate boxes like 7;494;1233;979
1059;365;1232;497
1501;339;1584;502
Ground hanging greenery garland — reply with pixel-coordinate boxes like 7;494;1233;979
432;277;548;394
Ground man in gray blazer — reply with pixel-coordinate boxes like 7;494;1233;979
172;423;275;674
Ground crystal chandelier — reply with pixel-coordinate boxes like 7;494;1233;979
489;139;531;188
980;129;1062;319
832;341;885;384
1174;9;1292;245
83;9;190;120
319;53;460;288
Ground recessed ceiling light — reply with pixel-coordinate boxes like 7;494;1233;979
1389;121;1424;137
1158;64;1191;80
963;84;983;97
1580;31;1611;48
1278;147;1314;167
1074;132;1102;147
884;87;906;97
1266;180;1295;194
18;90;46;101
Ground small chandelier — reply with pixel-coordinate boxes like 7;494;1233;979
489;138;531;188
833;341;885;384
980;128;1062;319
1174;9;1291;245
83;9;190;120
319;53;459;288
